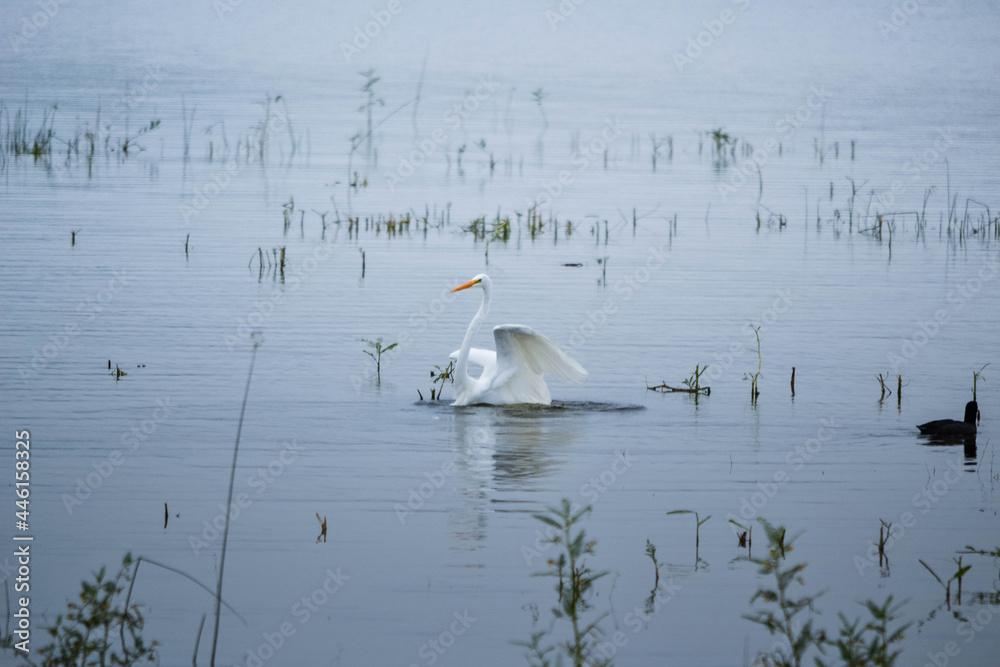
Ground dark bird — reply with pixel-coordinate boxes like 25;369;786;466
917;401;977;437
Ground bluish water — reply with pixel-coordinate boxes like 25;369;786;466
1;1;999;665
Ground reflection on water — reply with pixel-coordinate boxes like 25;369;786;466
917;433;978;467
447;403;643;547
449;408;496;547
3;1;999;664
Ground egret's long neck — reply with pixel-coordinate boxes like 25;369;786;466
456;282;491;388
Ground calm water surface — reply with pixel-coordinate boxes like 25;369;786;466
1;1;999;665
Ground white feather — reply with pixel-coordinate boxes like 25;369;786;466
449;275;588;406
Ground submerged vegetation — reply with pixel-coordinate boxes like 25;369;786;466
418;358;455;401
3;71;998;667
3;83;997;251
665;509;711;566
647;364;711;398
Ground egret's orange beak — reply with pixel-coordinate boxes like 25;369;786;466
451;278;482;293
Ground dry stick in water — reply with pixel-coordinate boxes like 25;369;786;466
193;614;207;667
137;556;246;623
210;343;259;666
120;554;247;657
120;557;142;656
876;373;893;401
790;367;795;397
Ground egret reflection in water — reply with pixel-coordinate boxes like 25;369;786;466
446;402;642;548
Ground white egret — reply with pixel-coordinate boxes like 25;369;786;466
449;274;588;406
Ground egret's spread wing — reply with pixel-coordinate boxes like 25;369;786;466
492;325;589;384
450;347;497;377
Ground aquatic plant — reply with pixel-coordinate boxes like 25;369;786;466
209;335;260;665
644;539;661;590
515;499;612;667
956;544;1000;582
649;133;671;172
491;214;511;241
532;88;549;139
877;519;892;574
708;128;731;154
729;518;752;554
248;247;286;280
282;196;294;234
744;518;826;667
119;119;160;156
596;256;608;285
816;597;909;667
666;509;711;565
358;69;383;160
316;513;327;543
253;95;278;162
181;97;195;159
972;363;988;407
919;557;971;609
647;365;710;399
746;326;762;405
1;101;56;160
427;359;455;401
34;553;159;667
360;337;397;382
